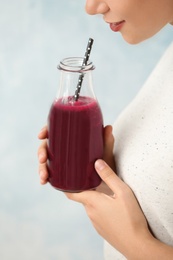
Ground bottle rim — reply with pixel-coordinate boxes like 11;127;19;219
58;57;95;72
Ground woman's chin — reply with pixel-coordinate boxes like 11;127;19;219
122;34;145;45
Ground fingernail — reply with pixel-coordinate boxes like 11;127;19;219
95;159;106;171
40;171;47;183
39;153;44;161
40;179;46;185
38;127;46;138
39;170;44;178
40;126;46;132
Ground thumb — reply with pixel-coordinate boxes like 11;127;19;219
95;159;124;194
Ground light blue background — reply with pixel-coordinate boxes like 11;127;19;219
0;1;172;259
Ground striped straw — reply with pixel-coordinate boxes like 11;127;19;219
74;38;94;101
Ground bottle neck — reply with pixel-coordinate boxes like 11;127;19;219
58;57;95;72
56;57;96;102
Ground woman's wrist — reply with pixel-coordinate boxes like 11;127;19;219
126;231;173;260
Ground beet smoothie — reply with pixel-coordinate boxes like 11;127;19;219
48;96;103;192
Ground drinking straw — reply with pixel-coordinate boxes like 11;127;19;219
74;38;94;101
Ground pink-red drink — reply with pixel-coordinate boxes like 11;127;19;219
48;96;103;192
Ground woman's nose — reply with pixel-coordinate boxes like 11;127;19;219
85;0;109;15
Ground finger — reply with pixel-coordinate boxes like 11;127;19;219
95;159;125;195
39;162;49;185
37;140;47;163
104;125;114;149
103;125;115;171
38;126;48;139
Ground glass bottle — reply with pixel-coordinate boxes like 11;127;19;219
47;57;104;192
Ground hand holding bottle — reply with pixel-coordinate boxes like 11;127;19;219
38;125;115;195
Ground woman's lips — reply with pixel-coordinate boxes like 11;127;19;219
109;20;125;32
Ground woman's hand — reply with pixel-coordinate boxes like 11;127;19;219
65;159;151;258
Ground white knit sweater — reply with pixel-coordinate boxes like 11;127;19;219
104;42;173;259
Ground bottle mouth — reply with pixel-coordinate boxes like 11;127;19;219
58;57;95;72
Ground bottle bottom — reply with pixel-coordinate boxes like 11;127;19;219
49;181;101;193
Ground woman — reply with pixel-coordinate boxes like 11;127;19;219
38;0;173;258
